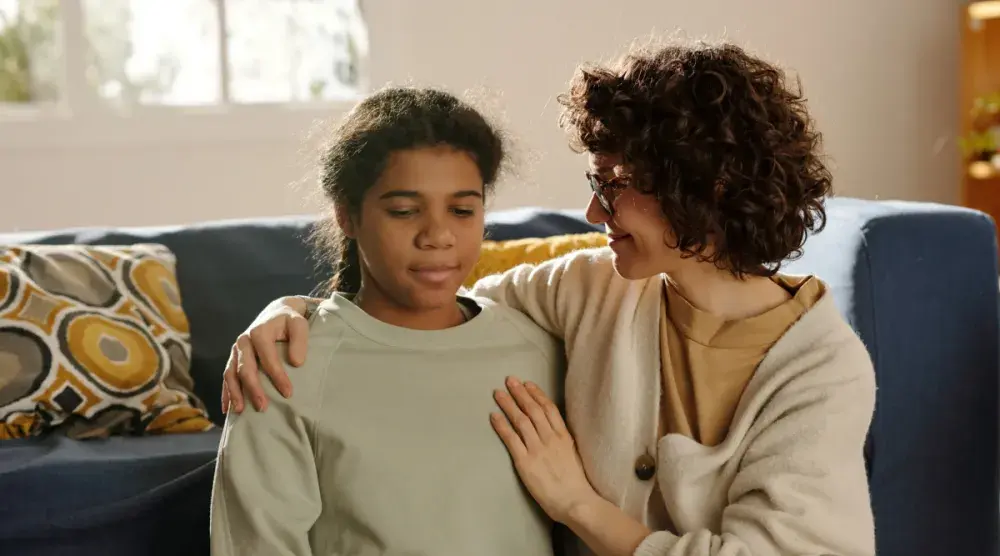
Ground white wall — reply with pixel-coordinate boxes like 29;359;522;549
0;0;964;232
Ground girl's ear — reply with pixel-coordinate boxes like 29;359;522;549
335;204;356;239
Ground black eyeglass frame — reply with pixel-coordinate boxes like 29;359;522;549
586;172;631;216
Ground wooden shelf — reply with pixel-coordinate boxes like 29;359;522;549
960;4;1000;226
965;176;1000;229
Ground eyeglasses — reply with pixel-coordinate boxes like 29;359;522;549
586;172;630;216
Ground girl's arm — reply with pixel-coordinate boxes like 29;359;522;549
211;345;324;555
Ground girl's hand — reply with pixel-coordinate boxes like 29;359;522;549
490;376;600;524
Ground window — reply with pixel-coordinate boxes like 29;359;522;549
0;0;368;111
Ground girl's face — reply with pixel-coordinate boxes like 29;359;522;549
584;152;688;280
340;145;486;313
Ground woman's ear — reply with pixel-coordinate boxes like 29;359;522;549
335;204;356;239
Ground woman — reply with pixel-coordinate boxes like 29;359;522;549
210;86;565;556
223;42;877;556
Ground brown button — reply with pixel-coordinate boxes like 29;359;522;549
634;453;656;481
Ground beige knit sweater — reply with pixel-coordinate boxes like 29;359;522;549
470;247;877;556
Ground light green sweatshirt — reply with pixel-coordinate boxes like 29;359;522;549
210;294;564;556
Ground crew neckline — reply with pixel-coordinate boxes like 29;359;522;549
662;274;824;348
318;293;497;350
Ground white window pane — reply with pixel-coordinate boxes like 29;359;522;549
81;0;221;106
0;0;60;104
225;0;367;104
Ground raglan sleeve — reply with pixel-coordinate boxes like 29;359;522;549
210;344;328;556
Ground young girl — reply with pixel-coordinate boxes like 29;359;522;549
223;42;877;556
209;87;563;556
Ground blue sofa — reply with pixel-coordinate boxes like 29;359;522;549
0;198;997;556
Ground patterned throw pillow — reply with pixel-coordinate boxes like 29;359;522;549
0;244;214;440
464;232;609;288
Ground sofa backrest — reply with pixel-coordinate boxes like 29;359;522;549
3;199;998;556
0;208;600;424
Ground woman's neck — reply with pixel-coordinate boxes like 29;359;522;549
666;262;791;321
353;285;466;331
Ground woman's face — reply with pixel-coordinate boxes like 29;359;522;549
341;145;486;312
584;152;685;280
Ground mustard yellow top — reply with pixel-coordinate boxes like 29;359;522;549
659;275;826;446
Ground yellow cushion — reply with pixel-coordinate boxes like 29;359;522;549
464;232;608;288
0;244;214;439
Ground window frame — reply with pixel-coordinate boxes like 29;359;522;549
0;0;374;149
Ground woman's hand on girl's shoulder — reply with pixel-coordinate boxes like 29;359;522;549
221;295;316;414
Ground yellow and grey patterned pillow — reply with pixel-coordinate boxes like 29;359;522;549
464;232;609;288
0;244;214;440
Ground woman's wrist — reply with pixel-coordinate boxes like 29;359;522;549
564;490;610;529
564;491;652;556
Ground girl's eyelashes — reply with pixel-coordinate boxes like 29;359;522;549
386;208;416;218
385;207;478;218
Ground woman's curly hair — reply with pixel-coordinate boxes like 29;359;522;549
558;42;831;277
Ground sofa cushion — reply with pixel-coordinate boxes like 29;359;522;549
0;244;213;439
0;431;220;555
465;231;608;287
0;219;323;425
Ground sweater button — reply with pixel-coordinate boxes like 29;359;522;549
634;453;656;481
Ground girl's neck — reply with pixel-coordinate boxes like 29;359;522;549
666;262;792;321
353;285;466;331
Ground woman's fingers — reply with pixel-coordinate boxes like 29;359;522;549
493;387;541;449
250;323;293;399
236;335;269;411
506;376;554;440
285;313;311;369
525;381;567;435
221;343;241;414
223;296;312;413
490;412;527;460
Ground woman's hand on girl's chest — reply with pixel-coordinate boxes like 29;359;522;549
490;376;600;524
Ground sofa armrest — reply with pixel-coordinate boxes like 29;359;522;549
786;197;1000;556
